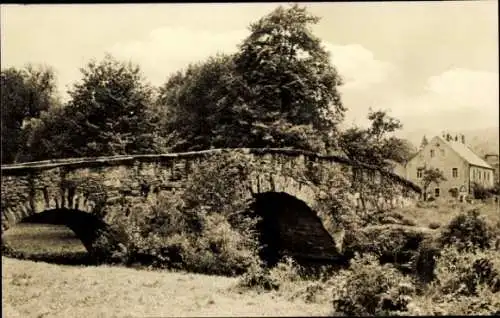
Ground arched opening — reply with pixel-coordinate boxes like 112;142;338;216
2;209;118;265
251;192;342;267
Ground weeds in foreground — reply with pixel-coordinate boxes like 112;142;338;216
234;206;500;316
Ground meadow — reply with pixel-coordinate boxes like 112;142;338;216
2;200;500;317
2;223;333;317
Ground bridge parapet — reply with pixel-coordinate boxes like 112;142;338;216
1;148;421;232
1;148;422;263
1;148;420;191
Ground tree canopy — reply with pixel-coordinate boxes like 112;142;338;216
2;4;418;173
339;109;415;168
1;65;59;163
16;55;166;162
159;4;345;153
421;167;447;200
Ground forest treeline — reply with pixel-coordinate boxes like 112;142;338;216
1;5;415;167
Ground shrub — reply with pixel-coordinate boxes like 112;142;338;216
111;152;261;275
448;188;459;198
342;224;435;270
414;237;441;283
472;182;492;200
440;209;494;251
433;247;500;296
237;256;304;292
332;254;417;316
428;222;441;230
416;200;438;209
407;246;500;315
180;213;259;275
238;261;280;291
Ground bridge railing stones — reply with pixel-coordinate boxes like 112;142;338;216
1;148;421;192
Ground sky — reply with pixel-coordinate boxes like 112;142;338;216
1;2;498;139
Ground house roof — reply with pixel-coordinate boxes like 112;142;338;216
437;136;493;169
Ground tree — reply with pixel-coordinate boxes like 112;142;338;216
339;109;414;168
19;106;77;161
158;54;240;151
419;135;429;149
159;5;345;153
233;4;345;150
421;167;447;200
62;55;164;158
20;55;167;161
1;65;59;163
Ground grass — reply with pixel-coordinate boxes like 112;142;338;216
397;200;500;229
2;256;332;317
2;223;331;317
2;223;91;265
3;200;499;317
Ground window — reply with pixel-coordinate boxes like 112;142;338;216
452;168;458;178
479;171;482;180
440;149;445;156
484;171;486;180
435;188;440;197
430;150;435;157
449;187;459;198
417;168;423;178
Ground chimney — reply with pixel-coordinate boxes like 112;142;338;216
461;134;465;144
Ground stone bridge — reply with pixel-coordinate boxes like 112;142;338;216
1;148;421;264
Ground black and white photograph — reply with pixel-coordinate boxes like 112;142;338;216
1;2;499;316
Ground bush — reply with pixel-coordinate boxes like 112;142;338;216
428;222;441;230
433;247;500;296
440;209;494;251
342;224;435;271
112;152;261;275
407;247;500;315
332;254;417;316
472;182;492;200
237;256;304;292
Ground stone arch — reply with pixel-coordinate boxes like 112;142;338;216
250;191;343;267
2;184;102;232
250;173;318;209
3;208;124;262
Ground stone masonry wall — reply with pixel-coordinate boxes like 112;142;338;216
1;148;421;260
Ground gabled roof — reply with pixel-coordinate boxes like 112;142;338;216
436;136;493;169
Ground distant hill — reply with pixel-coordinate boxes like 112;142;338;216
399;127;499;158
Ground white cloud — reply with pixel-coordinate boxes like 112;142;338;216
425;68;499;112
107;27;249;85
78;28;500;133
107;26;396;93
323;43;396;90
389;68;499;131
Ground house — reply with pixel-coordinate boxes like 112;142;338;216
484;154;500;184
405;134;495;199
385;159;407;178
